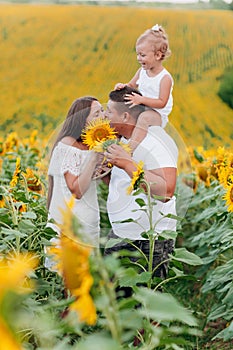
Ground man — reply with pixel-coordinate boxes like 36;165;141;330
104;86;178;279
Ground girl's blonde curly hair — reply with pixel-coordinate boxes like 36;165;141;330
136;24;171;61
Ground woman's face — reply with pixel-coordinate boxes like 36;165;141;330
86;100;105;124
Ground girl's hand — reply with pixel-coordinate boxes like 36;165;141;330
124;92;143;108
114;83;127;90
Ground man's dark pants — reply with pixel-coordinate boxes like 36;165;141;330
104;230;174;291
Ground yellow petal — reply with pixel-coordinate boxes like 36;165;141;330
0;318;22;350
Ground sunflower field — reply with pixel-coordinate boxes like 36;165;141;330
0;3;233;147
0;3;233;350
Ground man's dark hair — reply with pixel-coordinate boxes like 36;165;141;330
109;86;145;119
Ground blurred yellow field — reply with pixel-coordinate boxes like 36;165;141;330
0;4;232;147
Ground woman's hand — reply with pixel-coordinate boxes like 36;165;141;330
95;152;105;167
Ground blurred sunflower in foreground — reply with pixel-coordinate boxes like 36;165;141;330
0;253;38;350
47;198;97;326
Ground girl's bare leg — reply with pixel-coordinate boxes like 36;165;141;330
129;110;161;151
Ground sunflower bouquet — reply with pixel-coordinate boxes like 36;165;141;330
81;117;131;179
81;117;117;151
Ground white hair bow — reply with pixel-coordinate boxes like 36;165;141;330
152;24;160;31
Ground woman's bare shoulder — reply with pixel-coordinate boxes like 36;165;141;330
60;137;81;149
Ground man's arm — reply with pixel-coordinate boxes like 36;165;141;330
144;167;177;200
105;144;177;200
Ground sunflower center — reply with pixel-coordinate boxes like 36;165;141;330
93;127;109;141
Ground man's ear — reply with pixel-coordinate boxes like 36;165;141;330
122;112;129;122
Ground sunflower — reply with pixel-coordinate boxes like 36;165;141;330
81;117;117;150
0;252;38;300
226;151;233;169
0;253;38;350
0;195;5;208
127;160;145;194
4;132;19;153
22;168;42;193
10;157;21;187
218;166;233;189
223;181;233;213
0;318;22;350
93;138;118;153
48;198;97;325
94;138;132;155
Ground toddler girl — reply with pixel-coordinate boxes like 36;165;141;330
115;24;173;150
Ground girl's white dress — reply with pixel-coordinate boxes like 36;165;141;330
47;142;100;246
137;68;174;128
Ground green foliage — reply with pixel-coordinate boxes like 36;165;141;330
1;134;233;348
178;180;233;342
0;139;202;349
90;249;201;349
218;66;233;109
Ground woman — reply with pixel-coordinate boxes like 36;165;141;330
46;96;104;249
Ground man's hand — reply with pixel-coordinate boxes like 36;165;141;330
104;143;132;169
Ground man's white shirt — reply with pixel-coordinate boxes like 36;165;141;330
107;126;178;240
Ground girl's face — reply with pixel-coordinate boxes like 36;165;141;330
136;40;159;70
86;100;105;124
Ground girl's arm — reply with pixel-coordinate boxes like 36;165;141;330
125;74;172;109
114;69;141;90
127;68;141;88
64;151;99;199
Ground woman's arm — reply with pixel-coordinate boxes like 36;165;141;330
64;151;99;199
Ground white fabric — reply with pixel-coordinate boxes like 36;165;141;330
136;68;173;128
47;142;100;246
107;127;178;240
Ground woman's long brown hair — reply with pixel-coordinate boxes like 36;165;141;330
47;96;98;210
